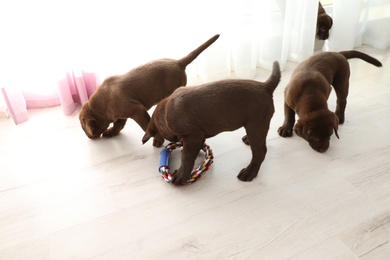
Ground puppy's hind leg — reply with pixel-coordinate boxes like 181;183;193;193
238;124;269;182
278;102;296;137
103;119;127;137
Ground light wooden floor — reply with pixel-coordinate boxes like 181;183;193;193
1;45;389;260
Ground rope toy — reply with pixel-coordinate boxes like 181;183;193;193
159;141;214;185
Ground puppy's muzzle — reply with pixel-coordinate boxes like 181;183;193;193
310;142;329;153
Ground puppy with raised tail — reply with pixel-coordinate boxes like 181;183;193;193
278;50;382;152
142;61;281;185
79;34;220;147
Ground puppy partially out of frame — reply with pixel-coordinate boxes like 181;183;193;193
142;61;281;185
316;1;333;40
79;34;220;147
278;51;382;152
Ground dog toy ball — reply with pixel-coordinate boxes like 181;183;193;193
158;141;214;185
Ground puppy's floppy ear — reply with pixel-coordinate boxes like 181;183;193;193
294;120;306;138
333;115;340;139
328;16;333;27
84;119;96;136
142;130;155;145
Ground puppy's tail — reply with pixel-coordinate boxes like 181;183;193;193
178;34;220;69
339;50;382;67
264;61;281;94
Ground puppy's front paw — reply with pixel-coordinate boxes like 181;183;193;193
277;126;293;137
242;135;250;145
152;136;164;148
103;127;120;138
171;170;191;186
237;168;258;182
336;113;345;124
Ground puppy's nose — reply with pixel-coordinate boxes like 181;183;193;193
318;147;328;153
311;143;329;153
316;145;329;153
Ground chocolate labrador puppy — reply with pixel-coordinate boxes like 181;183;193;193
142;61;281;185
278;50;382;152
316;1;333;40
79;34;220;147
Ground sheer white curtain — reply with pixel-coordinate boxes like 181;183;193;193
199;0;318;78
360;0;390;49
324;0;390;51
0;0;388;124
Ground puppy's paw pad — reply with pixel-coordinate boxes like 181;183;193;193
171;177;187;186
103;128;119;138
277;126;293;137
171;170;188;186
337;115;345;124
152;137;164;148
237;168;257;182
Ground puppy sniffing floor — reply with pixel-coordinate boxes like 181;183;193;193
143;61;281;185
278;50;382;153
79;34;220;147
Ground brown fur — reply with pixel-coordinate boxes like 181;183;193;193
278;50;382;152
316;2;333;40
142;61;281;185
79;34;220;147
